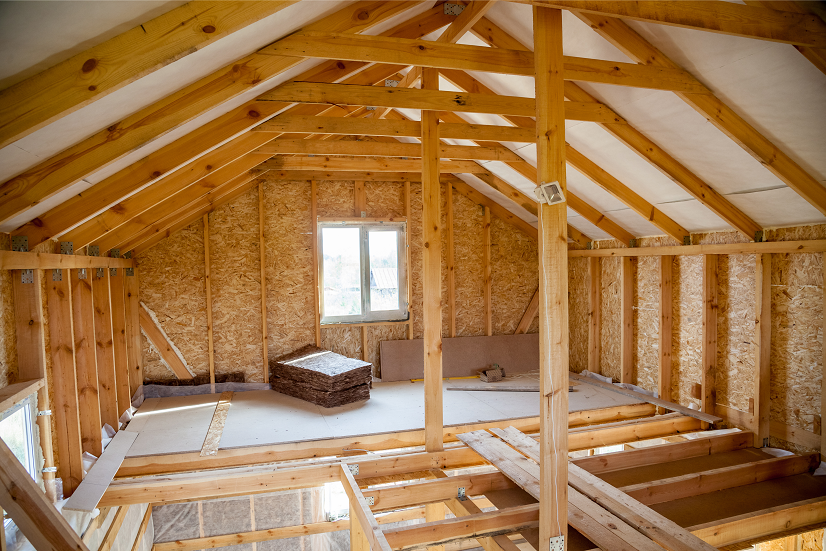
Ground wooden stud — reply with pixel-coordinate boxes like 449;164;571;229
312;180;322;347
483;206;492;337
203;214;215;385
621;256;633;384
405;181;413;341
354;180;366;217
91;267;119;430
588;257;601;374
98;506;130;551
109;266;131;419
259;183;269;381
71;266;103;457
659;255;673;403
0;436;88;551
123;267;142;393
533;6;568;548
514;288;539;335
361;326;368;363
754;253;772;447
138;304;192;380
823;252;826;459
340;464;393;551
130;505;153;551
447;185;456;338
702;255;718;414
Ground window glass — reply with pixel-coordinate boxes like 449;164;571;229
321;227;362;317
368;230;399;312
0;407;32;474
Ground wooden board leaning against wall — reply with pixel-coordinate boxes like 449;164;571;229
134;177;539;382
567;224;826;457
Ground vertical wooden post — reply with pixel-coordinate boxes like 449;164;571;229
447;183;456;338
354;180;366;217
71;266;102;457
533;6;568;548
659;255;673;403
109;264;131;420
12;267;56;500
47;265;84;495
349;503;369;551
361;326;368;362
421;66;443;455
755;253;771;447
621;256;633;384
123;261;142;394
203;214;215;385
823;253;826;459
702;254;718;414
259;183;269;382
483;206;492;337
405;181;413;340
587;257;600;374
92;267;118;430
312;180;322;347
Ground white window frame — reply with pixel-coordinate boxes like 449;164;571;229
1;396;38;529
318;221;409;325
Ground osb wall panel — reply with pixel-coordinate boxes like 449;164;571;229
365;181;405;219
599;255;622;382
320;325;361;360
672;255;702;408
409;183;424;340
452;191;485;337
365;324;407;378
263;180;315;360
317;180;355;218
716;253;755;413
634;256;659;394
209;188;264;383
0;233;15;389
568;256;589;374
490;217;538;336
137;219;209;380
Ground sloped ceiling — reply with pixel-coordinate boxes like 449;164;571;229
0;0;824;243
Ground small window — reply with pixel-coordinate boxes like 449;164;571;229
319;222;408;324
0;398;37;528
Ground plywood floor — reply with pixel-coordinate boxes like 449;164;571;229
125;377;644;457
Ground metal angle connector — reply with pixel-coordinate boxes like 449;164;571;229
535;181;565;206
366;496;374;506
385;79;399;88
548;536;565;551
444;2;465;16
88;245;100;257
60;242;73;255
11;236;28;252
457;487;466;500
21;270;34;284
347;464;359;476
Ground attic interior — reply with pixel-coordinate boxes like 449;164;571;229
1;0;826;550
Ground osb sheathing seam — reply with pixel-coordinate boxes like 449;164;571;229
136;218;209;380
452;191;485;338
209;188;264;383
634;255;658;394
568;256;589;373
490;217;538;336
263;180;315;360
0;233;16;389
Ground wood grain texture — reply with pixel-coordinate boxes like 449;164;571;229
71;267;102;457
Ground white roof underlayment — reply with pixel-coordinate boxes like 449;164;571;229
0;0;824;239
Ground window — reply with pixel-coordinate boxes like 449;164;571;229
0;398;37;528
319;221;408;324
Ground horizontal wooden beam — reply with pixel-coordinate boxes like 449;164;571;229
0;250;133;270
569;239;826;257
259;81;614;118
263;31;709;93
261;156;488;173
256;140;522;162
255;115;537;142
514;0;826;48
0;379;44;414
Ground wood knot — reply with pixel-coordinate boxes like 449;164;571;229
337;61;346;70
202;25;216;34
81;58;97;73
356;10;369;20
248;110;260;118
205;165;213;170
88;85;97;92
152;171;162;178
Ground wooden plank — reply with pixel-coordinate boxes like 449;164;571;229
422;67;443;456
203;214;216;385
702;255;718;415
363;472;517;512
659;255;673;403
770;419;821;450
312;180;321;347
200;391;233;456
71;267;103;458
262;32;709;93
259;183;269;380
0;250;133;270
64;430;138;514
520;0;826;47
98;506;129;551
257;140;521;162
569;372;721;423
405;181;413;340
447;184;456;338
483;206;492;336
588;257;601;373
254;115;537;142
130;505;153;551
0;1;297;148
47;267;84;495
262;156;487;174
0;380;44;416
514;288;538;335
620;452;819;506
0;435;88;551
533;10;569;548
108;265;131;419
123;267;142;394
569;239;826;257
340;463;393;551
91;268;119;430
569;413;704;451
755;253;772;447
571;430;753;474
139;303;193;379
824;251;826;458
620;256;633;384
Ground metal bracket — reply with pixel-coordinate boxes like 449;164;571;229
629;238;637;248
586;241;593;250
96;267;105;279
126;267;135;277
11;236;28;252
88;245;100;257
683;235;691;246
110;268;118;277
52;270;62;282
347;464;359;476
457;487;466;500
364;106;376;111
78;268;87;280
110;248;120;258
444;2;465;15
385;79;399;87
755;230;764;243
42;467;57;473
21;270;33;284
549;536;565;551
366;496;374;506
60;241;73;255
37;410;52;417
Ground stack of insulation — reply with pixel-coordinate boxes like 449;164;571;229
269;345;372;408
